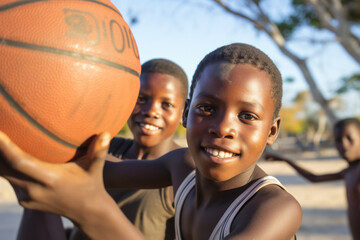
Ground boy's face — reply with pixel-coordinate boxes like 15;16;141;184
184;62;280;182
127;72;184;147
334;123;360;162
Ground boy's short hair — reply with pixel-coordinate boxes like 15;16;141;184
334;118;360;131
189;43;283;118
141;58;189;100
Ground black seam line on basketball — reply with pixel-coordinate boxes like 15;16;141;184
0;38;140;77
0;0;121;17
0;84;79;150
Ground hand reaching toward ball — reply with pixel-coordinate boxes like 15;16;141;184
0;131;110;222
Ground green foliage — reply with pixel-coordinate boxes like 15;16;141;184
275;0;360;40
175;124;187;137
343;0;360;22
117;123;131;136
275;0;321;40
279;106;307;134
285;76;296;83
336;72;360;94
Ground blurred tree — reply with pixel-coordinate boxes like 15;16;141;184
117;123;131;137
336;72;360;93
290;90;346;150
211;0;360;124
175;124;187;138
279;106;306;136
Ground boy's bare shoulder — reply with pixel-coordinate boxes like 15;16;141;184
163;147;195;168
231;184;302;239
162;148;195;190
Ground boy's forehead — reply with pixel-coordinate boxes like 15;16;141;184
198;62;269;87
193;62;273;107
335;123;360;135
205;62;236;83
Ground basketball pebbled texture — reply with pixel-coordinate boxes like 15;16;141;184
0;0;141;163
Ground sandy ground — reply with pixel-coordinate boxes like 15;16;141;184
0;148;352;240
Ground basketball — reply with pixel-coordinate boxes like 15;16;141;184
0;0;140;163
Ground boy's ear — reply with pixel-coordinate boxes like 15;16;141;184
182;99;190;128
267;116;281;145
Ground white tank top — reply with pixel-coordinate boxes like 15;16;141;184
174;170;286;240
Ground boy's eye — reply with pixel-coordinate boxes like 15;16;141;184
137;96;146;104
239;112;256;121
196;105;214;115
162;102;174;109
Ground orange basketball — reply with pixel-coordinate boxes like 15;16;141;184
0;0;140;163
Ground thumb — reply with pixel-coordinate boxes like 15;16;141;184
86;132;111;176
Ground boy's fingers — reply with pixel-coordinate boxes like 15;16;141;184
87;132;110;176
0;131;55;183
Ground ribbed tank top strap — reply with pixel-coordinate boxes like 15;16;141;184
209;176;285;240
174;170;196;240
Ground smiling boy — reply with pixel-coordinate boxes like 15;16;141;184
0;43;302;240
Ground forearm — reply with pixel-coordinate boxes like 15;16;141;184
285;160;343;182
285;160;319;182
75;193;146;240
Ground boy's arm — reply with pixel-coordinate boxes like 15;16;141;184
103;148;188;190
0;131;146;240
264;153;344;182
229;186;302;240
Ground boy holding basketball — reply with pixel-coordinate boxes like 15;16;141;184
17;58;188;240
0;43;302;239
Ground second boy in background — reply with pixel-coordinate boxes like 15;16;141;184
101;58;188;240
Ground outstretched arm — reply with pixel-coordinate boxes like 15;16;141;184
264;153;345;182
0;131;146;240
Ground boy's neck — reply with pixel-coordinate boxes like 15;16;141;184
194;164;264;206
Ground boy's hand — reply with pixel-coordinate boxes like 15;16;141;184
0;131;111;223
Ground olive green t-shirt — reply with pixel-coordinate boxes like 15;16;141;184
68;137;175;240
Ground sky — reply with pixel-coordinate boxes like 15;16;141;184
112;0;359;115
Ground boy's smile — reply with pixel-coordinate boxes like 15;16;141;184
138;122;162;134
185;62;280;182
128;72;184;147
202;145;240;164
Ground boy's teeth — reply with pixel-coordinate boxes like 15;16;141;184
140;123;160;131
205;147;234;158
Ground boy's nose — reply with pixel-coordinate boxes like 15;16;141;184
208;115;237;139
141;103;160;119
